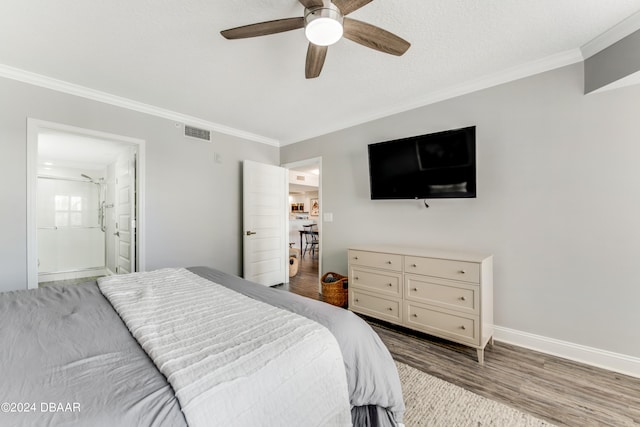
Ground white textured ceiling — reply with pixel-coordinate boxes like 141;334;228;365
39;130;129;170
2;1;640;145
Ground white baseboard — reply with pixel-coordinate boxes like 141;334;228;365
493;326;640;379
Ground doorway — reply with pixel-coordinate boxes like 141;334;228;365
26;119;145;289
284;158;322;295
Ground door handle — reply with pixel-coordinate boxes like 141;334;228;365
246;231;257;236
114;231;120;237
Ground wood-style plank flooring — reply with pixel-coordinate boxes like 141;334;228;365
278;256;640;427
277;251;321;300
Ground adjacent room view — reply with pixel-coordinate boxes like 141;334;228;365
2;1;640;426
285;163;321;299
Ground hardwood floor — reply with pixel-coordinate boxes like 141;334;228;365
278;262;640;426
277;252;321;300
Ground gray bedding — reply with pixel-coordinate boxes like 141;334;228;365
0;267;404;426
0;281;186;427
188;267;404;426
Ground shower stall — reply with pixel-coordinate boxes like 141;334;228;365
28;121;140;288
37;174;108;281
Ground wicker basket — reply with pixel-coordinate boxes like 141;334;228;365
321;272;348;308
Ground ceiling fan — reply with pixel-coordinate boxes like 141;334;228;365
220;0;410;79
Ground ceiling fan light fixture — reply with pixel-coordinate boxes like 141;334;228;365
304;5;343;46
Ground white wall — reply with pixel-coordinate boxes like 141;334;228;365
281;63;640;360
0;76;279;292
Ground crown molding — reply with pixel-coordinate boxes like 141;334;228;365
281;48;584;145
0;63;280;147
2;46;584;149
581;10;640;59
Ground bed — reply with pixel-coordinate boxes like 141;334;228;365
0;266;404;427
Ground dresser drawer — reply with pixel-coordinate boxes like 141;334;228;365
405;274;478;315
350;267;402;297
405;303;479;345
350;289;402;324
405;256;480;283
349;250;402;272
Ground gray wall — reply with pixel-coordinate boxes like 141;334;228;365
585;29;640;93
281;63;640;358
0;77;279;292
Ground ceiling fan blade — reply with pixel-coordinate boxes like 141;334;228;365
221;17;304;39
305;43;328;79
299;0;324;9
332;0;373;16
343;18;410;56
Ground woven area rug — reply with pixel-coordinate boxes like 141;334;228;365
396;361;556;427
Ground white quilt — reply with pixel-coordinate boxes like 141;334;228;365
98;268;351;427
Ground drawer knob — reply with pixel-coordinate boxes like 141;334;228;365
459;270;466;274
387;283;393;287
412;313;418;317
460;325;466;330
459;296;466;301
411;263;417;268
412;287;418;292
354;256;359;260
355;299;359;302
387;307;393;311
354;276;359;280
386;260;392;264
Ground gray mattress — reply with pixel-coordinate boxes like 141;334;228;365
0;267;404;426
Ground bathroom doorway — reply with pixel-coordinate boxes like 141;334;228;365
26;119;145;289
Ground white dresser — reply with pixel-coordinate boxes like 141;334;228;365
348;245;493;363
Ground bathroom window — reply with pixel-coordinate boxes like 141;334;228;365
70;196;82;226
55;195;83;227
54;195;69;227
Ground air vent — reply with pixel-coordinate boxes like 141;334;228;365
296;175;306;181
184;125;211;142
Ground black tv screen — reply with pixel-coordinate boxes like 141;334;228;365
368;126;476;200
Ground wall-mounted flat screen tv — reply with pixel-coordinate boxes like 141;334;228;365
368;126;476;200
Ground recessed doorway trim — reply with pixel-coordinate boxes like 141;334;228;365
26;118;146;289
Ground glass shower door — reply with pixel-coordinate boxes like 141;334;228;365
37;177;105;276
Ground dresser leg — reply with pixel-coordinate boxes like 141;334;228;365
490;336;494;346
477;348;484;364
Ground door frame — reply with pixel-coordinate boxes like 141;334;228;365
114;148;137;275
26;118;146;289
281;157;322;292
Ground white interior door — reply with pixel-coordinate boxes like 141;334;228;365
243;160;287;286
115;150;136;274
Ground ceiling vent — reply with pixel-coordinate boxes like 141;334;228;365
184;125;211;142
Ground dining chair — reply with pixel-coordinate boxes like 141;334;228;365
302;224;319;258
